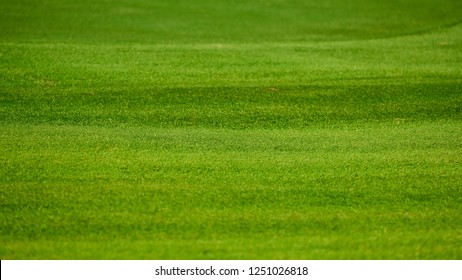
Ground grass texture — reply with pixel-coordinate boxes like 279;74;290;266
1;0;462;259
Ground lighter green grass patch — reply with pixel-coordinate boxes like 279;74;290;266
1;122;461;259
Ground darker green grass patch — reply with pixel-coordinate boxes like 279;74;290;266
2;83;461;128
2;0;462;43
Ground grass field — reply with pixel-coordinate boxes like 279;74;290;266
1;0;462;259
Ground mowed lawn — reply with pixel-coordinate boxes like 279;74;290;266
1;0;462;259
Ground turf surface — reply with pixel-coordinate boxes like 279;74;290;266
1;0;462;259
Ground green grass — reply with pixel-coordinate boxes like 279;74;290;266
2;0;462;43
1;0;462;259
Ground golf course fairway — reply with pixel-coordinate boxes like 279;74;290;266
1;0;461;259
